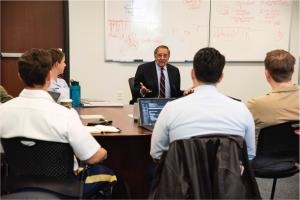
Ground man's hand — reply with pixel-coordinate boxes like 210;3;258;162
183;86;194;96
140;82;152;95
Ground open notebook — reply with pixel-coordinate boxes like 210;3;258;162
85;125;120;134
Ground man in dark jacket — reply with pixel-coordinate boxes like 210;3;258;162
133;45;192;102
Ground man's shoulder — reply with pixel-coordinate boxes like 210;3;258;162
247;93;272;105
167;63;179;70
38;103;79;125
164;95;189;109
247;85;299;107
137;62;156;74
57;78;68;86
246;94;273;113
48;103;77;116
0;97;19;107
30;98;76;116
138;61;155;68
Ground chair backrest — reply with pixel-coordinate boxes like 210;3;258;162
1;137;81;197
128;77;135;104
1;190;61;199
256;121;299;160
150;134;261;199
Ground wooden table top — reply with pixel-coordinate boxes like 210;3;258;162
77;105;152;137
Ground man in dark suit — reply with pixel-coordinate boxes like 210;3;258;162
133;45;191;102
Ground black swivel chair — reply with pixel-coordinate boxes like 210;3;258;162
251;121;299;199
1;190;61;199
1;137;82;199
128;77;135;104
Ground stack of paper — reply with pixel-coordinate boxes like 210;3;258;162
80;115;104;119
81;101;123;107
85;125;120;133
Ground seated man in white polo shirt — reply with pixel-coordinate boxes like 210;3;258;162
0;48;110;197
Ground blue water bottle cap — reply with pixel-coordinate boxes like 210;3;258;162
71;81;79;86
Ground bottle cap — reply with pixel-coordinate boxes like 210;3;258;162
71;80;79;86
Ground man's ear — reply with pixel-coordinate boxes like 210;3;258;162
217;73;224;83
191;68;195;80
265;69;269;78
46;71;52;82
265;69;272;82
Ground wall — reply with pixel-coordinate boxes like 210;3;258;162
69;1;299;104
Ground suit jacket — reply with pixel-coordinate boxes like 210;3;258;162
133;61;183;102
149;134;261;199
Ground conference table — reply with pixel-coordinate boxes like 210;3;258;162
77;105;152;199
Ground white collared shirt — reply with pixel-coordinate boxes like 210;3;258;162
155;63;171;98
151;85;256;160
0;89;100;161
48;78;70;102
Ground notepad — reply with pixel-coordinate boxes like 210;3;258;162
81;101;123;107
85;125;120;133
80;115;104;119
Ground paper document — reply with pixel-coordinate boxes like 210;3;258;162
80;115;104;119
81;101;123;107
81;98;105;102
85;125;121;133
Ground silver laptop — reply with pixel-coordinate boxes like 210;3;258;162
133;102;140;121
138;98;175;131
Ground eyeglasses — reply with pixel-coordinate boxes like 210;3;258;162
156;54;169;59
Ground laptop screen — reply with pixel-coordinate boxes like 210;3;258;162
138;98;175;126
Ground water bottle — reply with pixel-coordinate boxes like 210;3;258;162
70;81;81;107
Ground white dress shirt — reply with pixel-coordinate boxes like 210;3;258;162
150;85;256;160
0;89;100;161
155;63;171;98
48;78;70;102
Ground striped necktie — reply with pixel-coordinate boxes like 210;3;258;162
159;67;165;98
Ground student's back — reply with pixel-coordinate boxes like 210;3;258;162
246;49;299;139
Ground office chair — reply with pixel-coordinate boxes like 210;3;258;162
1;137;82;199
1;189;61;199
128;77;135;104
251;121;299;199
149;134;261;199
1;153;8;195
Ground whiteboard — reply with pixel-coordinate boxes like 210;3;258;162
105;0;292;62
105;0;210;62
210;0;292;61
